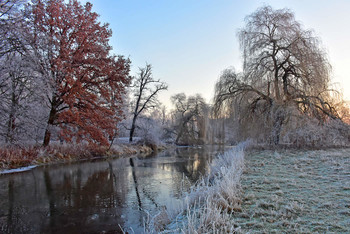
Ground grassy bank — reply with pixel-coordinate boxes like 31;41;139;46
144;142;248;233
235;148;350;232
145;143;350;233
0;143;166;172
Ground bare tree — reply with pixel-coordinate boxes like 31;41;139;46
214;6;341;145
0;0;22;18
0;53;30;143
0;51;47;144
129;64;168;142
0;0;26;58
171;93;208;145
0;0;51;144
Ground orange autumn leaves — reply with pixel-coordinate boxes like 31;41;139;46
32;0;130;146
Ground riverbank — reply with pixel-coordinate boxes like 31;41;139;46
144;142;248;233
148;144;350;233
247;143;350;151
0;142;169;173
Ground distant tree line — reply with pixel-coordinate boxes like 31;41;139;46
1;1;348;148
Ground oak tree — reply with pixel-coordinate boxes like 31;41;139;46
28;0;130;146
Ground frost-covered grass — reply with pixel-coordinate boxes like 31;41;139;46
0;143;114;170
144;142;248;233
0;145;40;169
144;144;350;233
236;148;350;232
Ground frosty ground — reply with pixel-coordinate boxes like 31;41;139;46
237;148;350;233
153;146;350;233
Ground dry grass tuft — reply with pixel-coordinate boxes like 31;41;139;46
1;142;157;172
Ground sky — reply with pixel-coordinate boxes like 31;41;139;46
81;0;350;107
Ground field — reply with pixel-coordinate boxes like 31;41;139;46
236;148;350;233
160;146;350;233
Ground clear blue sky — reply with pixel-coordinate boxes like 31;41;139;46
82;0;350;107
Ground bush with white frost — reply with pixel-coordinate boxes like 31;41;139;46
145;142;248;233
282;118;350;147
134;116;163;145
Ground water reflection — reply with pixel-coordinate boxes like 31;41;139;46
0;146;224;233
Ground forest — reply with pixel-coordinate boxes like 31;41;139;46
1;0;350;233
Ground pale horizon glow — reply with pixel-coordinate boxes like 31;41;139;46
82;0;350;107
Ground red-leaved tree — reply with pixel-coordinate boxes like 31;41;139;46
28;0;130;146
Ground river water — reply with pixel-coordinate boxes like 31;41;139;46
0;146;224;233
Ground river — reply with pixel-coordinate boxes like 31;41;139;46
0;146;224;233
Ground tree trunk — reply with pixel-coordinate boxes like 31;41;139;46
282;74;291;101
175;119;189;145
6;111;15;144
6;79;17;144
272;43;281;102
271;109;285;145
43;105;57;147
175;127;183;145
274;77;281;102
129;114;137;142
272;119;282;145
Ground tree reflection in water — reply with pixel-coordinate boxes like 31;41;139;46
0;146;224;233
129;158;142;210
